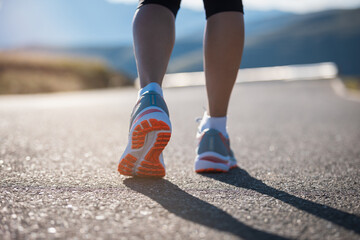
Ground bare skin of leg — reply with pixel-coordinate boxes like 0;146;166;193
204;12;245;117
133;4;175;88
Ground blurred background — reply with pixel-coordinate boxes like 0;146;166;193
0;0;360;94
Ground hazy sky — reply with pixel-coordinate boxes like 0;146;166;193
107;0;360;13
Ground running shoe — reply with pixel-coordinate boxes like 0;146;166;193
195;128;237;173
118;91;171;177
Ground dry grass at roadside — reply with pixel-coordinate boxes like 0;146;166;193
0;52;132;94
342;76;360;92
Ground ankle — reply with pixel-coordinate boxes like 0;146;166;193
138;82;163;99
199;111;228;137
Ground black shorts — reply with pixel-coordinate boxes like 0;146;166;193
138;0;244;19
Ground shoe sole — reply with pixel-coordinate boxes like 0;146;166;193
195;165;238;173
195;153;237;173
118;113;171;178
196;168;228;173
195;154;230;173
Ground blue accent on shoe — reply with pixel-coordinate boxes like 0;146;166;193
197;129;230;157
130;91;169;129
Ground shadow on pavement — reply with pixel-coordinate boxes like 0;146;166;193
123;178;289;240
202;167;360;234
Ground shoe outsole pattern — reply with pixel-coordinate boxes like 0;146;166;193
195;164;238;173
196;168;228;173
118;119;171;178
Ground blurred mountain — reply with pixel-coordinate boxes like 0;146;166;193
241;8;360;76
1;0;359;78
169;8;360;76
0;0;291;77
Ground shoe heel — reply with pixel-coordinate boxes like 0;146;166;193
194;155;230;173
118;118;171;178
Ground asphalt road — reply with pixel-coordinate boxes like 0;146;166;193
1;79;360;240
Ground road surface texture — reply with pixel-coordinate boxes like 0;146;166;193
1;79;360;240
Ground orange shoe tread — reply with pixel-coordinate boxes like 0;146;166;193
119;118;170;178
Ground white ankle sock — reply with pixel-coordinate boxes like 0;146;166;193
138;82;163;99
199;111;228;137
